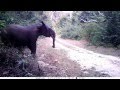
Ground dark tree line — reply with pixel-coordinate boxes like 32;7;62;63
103;11;120;47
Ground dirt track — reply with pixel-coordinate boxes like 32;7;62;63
35;37;120;77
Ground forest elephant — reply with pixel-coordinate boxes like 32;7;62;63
0;21;56;55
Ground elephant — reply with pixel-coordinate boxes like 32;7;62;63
0;21;56;55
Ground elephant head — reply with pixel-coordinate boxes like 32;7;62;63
37;21;56;48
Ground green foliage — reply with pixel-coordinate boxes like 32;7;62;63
0;11;43;28
56;11;120;47
0;11;11;29
81;22;105;46
103;11;120;47
56;16;82;40
56;11;105;42
61;26;82;40
5;11;37;25
0;20;6;29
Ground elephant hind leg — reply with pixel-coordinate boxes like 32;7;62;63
27;42;36;55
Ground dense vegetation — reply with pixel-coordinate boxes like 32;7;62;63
102;11;120;47
56;11;104;45
55;11;120;47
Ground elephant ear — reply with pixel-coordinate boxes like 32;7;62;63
37;24;42;29
41;21;45;26
36;21;42;29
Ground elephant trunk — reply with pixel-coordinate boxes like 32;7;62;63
52;37;55;48
50;31;56;48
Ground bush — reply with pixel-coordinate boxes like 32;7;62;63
56;16;82;40
61;25;82;40
0;45;24;76
81;22;105;46
0;20;6;29
56;11;106;42
57;15;107;46
102;11;120;47
0;44;42;77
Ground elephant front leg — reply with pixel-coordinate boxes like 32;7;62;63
52;38;55;48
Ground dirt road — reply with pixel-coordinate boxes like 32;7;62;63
55;38;120;77
35;37;120;77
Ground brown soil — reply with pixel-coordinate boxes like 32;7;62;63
59;38;120;58
29;37;111;77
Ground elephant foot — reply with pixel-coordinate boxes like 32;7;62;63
52;46;55;48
